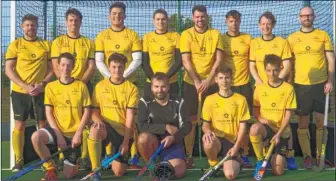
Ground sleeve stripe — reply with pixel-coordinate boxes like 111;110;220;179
127;107;138;109
250;60;256;62
83;106;91;108
181;51;191;55
95;51;104;53
240;119;250;122
131;50;142;53
202;119;211;123
6;58;17;61
50;57;59;59
282;59;291;61
216;48;224;52
92;106;100;109
45;104;53;107
253;105;260;107
325;50;333;52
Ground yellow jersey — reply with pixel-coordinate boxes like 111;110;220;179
95;27;142;82
45;79;91;137
202;92;250;143
288;29;333;85
5;37;50;93
142;31;180;83
180;27;224;85
222;32;251;86
51;35;95;80
253;81;296;138
92;79;139;136
250;36;292;83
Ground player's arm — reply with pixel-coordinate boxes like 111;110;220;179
95;52;111;78
5;59;32;92
142;51;154;79
30;61;55;96
172;99;191;144
45;105;67;148
278;59;291;80
123;51;142;79
253;106;270;124
137;98;166;134
166;48;182;78
81;59;96;84
228;122;247;156
325;51;335;93
205;49;223;84
249;61;263;84
276;109;292;136
51;58;60;78
182;53;201;84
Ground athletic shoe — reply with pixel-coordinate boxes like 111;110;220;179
90;172;101;181
241;156;252;168
41;169;58;180
129;154;142;169
56;158;64;171
79;157;92;170
303;156;313;169
316;158;334;168
253;160;263;178
186;154;194;169
11;163;23;172
286;157;298;170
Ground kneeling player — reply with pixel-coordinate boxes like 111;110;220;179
250;54;296;178
202;67;250;180
87;53;139;180
31;53;91;180
137;72;191;180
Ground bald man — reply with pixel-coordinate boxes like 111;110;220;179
288;6;335;169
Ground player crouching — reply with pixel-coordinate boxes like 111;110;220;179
250;54;296;178
31;53;91;180
202;67;250;180
137;72;192;180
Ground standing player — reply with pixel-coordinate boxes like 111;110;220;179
249;11;297;169
31;53;91;180
87;53;139;180
221;10;252;168
51;8;95;170
95;2;142;166
180;5;224;168
5;14;53;172
250;54;296;178
288;6;335;168
202;67;250;180
142;9;182;97
137;72;191;179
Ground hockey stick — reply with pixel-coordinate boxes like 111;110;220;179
255;142;275;181
199;154;230;181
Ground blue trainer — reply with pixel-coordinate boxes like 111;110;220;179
287;157;298;170
129;154;142;169
90;172;101;181
253;160;263;178
241;155;252;168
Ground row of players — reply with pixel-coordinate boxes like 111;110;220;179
5;1;334;180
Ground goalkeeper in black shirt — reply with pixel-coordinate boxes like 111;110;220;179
137;72;191;179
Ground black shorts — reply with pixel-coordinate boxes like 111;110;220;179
101;123;133;165
144;82;179;98
41;127;81;165
294;82;330;116
218;137;241;162
262;125;289;156
182;82;218;115
231;83;253;115
11;91;46;121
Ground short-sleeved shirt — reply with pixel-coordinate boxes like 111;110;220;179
45;79;91;137
95;27;142;82
92;79;139;136
222;32;252;86
287;29;334;85
253;81;296;138
6;37;50;94
180;27;224;85
250;36;292;83
51;35;95;80
142;31;180;83
202;93;250;143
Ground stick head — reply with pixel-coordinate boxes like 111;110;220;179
312;165;323;172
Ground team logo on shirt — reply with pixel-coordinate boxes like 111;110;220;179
160;47;165;51
113;100;118;105
115;44;120;49
214;103;219;108
73;52;77;57
224;42;229;48
31;54;36;58
305;46;311;51
296;38;302;42
224;113;229;118
262;92;268;97
271;103;276;107
200;47;206;52
66;100;70;104
234;50;239;54
272;44;278;48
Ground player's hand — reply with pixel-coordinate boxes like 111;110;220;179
227;145;239;157
120;140;129;155
202;132;215;144
255;79;263;85
165;124;178;135
161;135;175;148
92;121;105;130
271;134;280;145
198;79;211;93
194;79;202;92
259;117;269;125
71;132;82;148
324;81;333;93
56;134;67;149
23;84;35;94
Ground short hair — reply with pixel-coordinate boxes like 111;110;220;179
264;54;281;69
109;2;126;14
22;14;38;24
226;10;241;20
65;8;83;21
192;5;207;14
151;72;169;84
299;6;315;15
153;8;168;19
58;52;75;65
215;67;233;77
259;11;276;25
108;53;127;65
